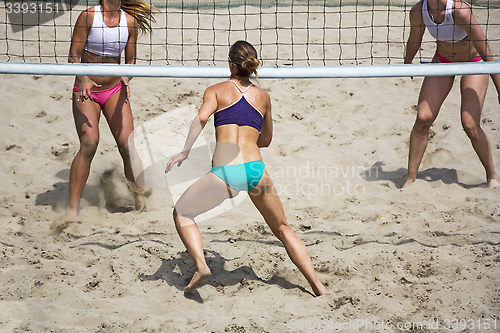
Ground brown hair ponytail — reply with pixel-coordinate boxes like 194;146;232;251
228;40;261;77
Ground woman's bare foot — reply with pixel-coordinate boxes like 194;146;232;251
488;178;500;188
65;209;82;223
185;265;211;294
311;281;327;296
126;180;147;211
132;191;147;211
402;177;415;189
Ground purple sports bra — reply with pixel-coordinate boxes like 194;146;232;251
213;80;263;132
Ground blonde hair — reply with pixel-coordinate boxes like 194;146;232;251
100;0;158;36
228;40;261;77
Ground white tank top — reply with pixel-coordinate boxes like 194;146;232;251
422;0;467;43
84;6;129;57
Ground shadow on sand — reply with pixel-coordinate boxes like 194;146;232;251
359;161;486;189
139;249;310;302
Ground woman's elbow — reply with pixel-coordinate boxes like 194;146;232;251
197;114;209;126
68;52;77;63
258;136;272;148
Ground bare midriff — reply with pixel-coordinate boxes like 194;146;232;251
213;125;262;167
74;50;122;89
435;37;481;62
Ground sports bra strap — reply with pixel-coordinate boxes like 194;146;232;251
228;80;253;93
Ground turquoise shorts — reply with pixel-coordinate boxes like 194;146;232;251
211;160;265;192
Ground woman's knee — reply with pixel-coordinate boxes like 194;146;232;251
461;119;481;140
173;208;184;228
173;207;196;227
79;137;99;158
414;111;435;131
271;221;293;241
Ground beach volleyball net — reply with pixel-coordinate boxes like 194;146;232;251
0;0;499;77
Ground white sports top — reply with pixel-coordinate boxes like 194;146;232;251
84;6;129;57
422;0;467;42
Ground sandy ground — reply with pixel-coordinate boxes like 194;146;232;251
0;4;500;333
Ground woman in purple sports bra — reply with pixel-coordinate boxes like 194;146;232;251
166;41;326;296
67;0;157;222
403;0;500;188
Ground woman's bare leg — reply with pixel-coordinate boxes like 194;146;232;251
403;75;454;188
103;86;147;210
67;93;101;222
173;209;212;294
249;172;326;296
460;74;500;188
173;172;238;293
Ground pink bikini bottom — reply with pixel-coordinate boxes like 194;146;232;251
73;83;122;108
435;52;482;64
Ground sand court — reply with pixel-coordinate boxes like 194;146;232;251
0;3;500;332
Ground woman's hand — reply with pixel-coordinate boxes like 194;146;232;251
77;76;101;103
165;151;189;173
121;76;131;103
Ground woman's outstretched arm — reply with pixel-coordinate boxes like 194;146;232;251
166;86;218;172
